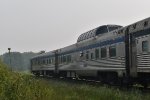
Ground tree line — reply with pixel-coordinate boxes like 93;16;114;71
0;52;38;71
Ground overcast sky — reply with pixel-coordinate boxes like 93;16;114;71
0;0;150;54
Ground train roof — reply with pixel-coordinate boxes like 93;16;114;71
31;51;55;59
77;25;122;42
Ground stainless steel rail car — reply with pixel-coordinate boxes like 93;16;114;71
31;17;150;85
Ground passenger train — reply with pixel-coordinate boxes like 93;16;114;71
31;17;150;86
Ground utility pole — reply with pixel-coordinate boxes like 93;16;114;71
8;48;12;71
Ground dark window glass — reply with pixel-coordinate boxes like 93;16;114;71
61;56;63;63
142;41;148;52
109;46;116;57
133;24;136;29
59;56;61;63
80;51;84;57
36;60;38;65
45;59;46;64
43;59;45;64
70;55;71;62
109;26;120;31
50;59;52;64
67;55;69;62
47;59;49;64
86;51;89;60
48;59;50;64
38;60;39;65
67;55;71;63
63;56;66;62
51;58;53;64
40;60;42;64
58;57;60;63
91;53;94;59
144;21;148;27
95;49;99;59
52;58;54;64
69;55;71;62
96;26;108;35
101;47;107;58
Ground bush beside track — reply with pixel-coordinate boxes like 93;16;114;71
0;60;150;100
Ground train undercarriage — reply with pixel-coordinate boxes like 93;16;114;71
32;70;150;88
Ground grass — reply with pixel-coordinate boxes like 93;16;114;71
0;60;150;100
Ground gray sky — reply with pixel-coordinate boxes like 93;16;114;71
0;0;150;54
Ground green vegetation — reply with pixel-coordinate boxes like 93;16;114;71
0;60;150;100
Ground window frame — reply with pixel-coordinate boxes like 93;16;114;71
101;47;107;58
142;40;149;52
86;51;89;60
91;52;94;59
62;55;65;63
95;48;99;59
109;45;116;57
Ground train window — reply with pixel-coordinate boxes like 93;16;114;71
67;55;71;63
38;60;40;65
101;47;107;58
66;55;68;62
37;60;38;65
41;60;43;64
44;59;46;64
95;49;99;59
40;60;42;64
144;21;148;27
80;51;84;57
133;24;136;29
51;58;53;64
36;60;38;65
38;60;40;64
43;59;45;64
68;55;71;62
49;59;51;64
63;55;66;62
86;51;89;60
91;53;94;59
52;58;54;64
142;41;148;52
61;56;63;63
59;56;61;63
87;33;90;39
47;59;49;64
96;26;108;35
45;59;47;64
109;46;116;57
70;55;72;62
46;59;48;64
57;57;59;63
69;55;71;62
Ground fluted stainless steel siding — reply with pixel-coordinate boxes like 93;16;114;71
137;53;150;72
